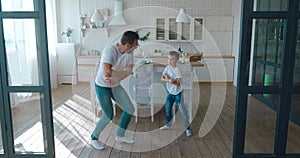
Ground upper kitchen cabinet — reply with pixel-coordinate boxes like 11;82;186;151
205;16;233;54
155;17;203;42
193;18;204;41
156;18;166;41
169;18;179;41
181;21;190;40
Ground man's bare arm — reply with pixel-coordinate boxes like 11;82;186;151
103;63;133;86
102;63;113;86
112;64;133;83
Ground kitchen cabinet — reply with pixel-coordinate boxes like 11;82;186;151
204;16;233;53
77;55;100;82
156;18;166;41
193;18;204;41
155;17;203;42
168;18;179;40
194;57;234;82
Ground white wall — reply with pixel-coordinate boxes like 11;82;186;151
80;0;233;17
57;0;81;43
232;0;242;86
74;0;234;55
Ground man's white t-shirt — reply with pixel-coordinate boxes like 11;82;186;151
95;44;133;87
162;66;183;95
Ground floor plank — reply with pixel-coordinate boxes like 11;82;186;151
2;83;300;158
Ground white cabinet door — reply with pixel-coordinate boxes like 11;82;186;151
155;17;198;41
77;56;100;82
77;66;96;82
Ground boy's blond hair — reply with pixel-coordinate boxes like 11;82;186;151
169;51;180;60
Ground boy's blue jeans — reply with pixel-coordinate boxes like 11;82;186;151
91;84;134;139
165;92;190;130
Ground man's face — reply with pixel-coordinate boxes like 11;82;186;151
125;39;138;54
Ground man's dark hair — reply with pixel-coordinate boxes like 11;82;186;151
169;51;180;60
120;31;139;45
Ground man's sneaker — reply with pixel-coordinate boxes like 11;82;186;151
89;140;105;150
159;125;171;130
186;130;192;137
115;136;134;144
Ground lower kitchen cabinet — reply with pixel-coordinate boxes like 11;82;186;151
194;57;234;82
77;56;100;82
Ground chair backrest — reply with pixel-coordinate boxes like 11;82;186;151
177;64;192;71
133;64;153;88
180;71;193;90
149;83;166;104
90;62;100;107
132;64;154;104
178;65;193;106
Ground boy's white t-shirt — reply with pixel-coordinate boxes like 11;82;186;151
95;44;133;87
162;66;183;95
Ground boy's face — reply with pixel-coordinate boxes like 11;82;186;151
168;55;178;67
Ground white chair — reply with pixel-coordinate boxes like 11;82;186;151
173;64;193;123
131;64;153;122
149;83;166;122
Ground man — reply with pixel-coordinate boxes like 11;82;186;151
90;31;139;150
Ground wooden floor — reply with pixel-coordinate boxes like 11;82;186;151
2;82;300;157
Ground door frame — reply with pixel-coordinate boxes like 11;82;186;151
233;0;300;157
0;0;55;157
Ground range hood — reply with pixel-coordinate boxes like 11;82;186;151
109;1;126;26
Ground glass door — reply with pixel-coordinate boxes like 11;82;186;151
168;18;178;41
193;18;203;41
0;0;54;157
234;0;300;157
286;19;300;154
156;18;165;41
0;120;3;155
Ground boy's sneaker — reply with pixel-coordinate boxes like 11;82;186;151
89;140;105;150
159;125;171;130
186;130;192;137
115;136;134;144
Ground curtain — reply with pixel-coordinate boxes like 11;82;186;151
46;0;58;89
4;0;58;106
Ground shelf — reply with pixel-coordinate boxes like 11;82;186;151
81;28;109;37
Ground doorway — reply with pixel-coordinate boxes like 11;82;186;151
233;0;300;157
0;0;55;157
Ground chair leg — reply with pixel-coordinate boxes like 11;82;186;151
113;103;116;116
189;103;192;123
94;106;96;123
135;104;138;123
173;103;176;123
151;102;154;122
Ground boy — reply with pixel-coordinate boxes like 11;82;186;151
160;51;192;137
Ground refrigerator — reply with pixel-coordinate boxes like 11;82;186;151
56;43;78;85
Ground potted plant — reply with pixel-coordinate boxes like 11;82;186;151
61;27;73;43
138;31;150;41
